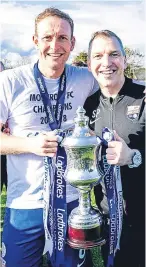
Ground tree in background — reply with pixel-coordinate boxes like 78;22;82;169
72;47;145;80
72;60;87;67
124;47;145;79
73;51;88;65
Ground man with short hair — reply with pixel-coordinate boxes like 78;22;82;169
84;30;145;267
0;8;98;267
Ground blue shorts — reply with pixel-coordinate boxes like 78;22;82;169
2;208;45;267
1;201;93;267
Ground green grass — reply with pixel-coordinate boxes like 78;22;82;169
0;187;104;267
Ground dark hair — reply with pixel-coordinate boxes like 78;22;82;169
35;7;74;38
88;30;125;58
0;61;5;71
72;60;87;67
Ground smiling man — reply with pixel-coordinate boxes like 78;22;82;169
33;12;75;78
84;30;145;267
0;8;98;267
88;31;126;97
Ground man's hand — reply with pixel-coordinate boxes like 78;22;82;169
106;131;133;166
28;131;58;157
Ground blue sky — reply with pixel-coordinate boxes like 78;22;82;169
1;0;145;64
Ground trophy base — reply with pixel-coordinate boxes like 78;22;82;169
67;238;106;249
67;225;106;249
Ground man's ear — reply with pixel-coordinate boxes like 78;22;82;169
33;35;39;49
70;36;76;51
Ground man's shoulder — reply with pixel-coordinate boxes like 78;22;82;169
132;79;145;98
128;77;145;89
11;63;34;78
84;91;99;114
132;79;145;87
66;64;99;93
0;63;34;82
125;77;145;99
84;91;99;103
66;64;93;79
132;79;145;92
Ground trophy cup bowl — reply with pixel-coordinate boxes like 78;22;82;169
62;106;106;249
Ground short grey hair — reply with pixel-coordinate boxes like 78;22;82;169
88;30;125;58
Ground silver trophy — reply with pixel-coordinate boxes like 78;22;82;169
62;106;105;249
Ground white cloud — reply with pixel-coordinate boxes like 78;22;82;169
5;52;22;62
1;3;41;53
69;2;145;48
1;1;145;63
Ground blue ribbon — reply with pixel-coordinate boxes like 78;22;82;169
99;127;123;267
33;62;67;267
54;146;67;264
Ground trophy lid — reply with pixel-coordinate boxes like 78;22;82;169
62;106;101;147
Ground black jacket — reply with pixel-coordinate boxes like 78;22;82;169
84;77;145;228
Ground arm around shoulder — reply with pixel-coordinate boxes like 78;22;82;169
0;125;34;155
0;124;58;157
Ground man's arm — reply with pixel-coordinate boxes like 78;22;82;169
0;123;58;157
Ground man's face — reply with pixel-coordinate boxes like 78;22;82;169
88;36;127;89
33;16;75;71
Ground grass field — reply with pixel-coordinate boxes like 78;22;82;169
0;187;104;267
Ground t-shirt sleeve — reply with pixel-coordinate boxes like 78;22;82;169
0;71;12;125
78;66;99;97
87;76;99;97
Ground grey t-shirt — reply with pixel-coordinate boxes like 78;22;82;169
0;63;99;209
